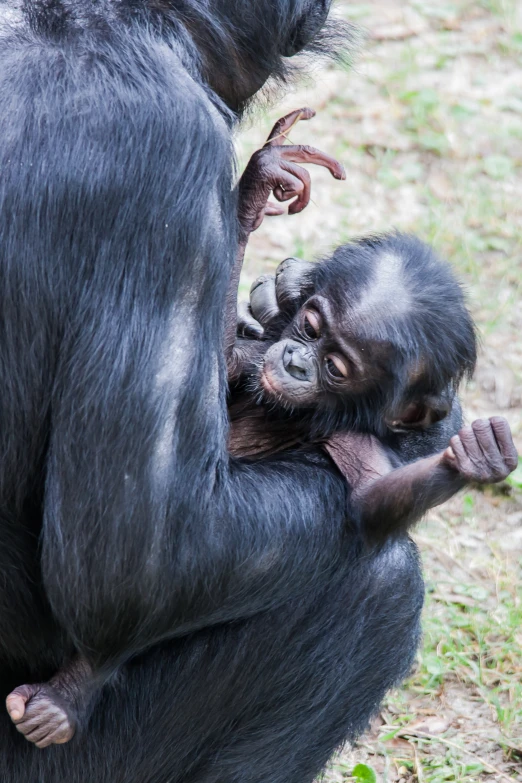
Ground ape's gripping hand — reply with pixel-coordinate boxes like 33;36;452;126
237;107;345;238
228;109;344;369
325;418;518;541
442;417;518;483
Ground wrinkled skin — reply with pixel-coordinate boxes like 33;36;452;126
226;107;346;371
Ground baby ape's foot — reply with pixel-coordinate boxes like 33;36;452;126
6;683;76;748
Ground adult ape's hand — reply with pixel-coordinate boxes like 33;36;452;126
237;107;346;238
227;108;345;362
233;108;345;344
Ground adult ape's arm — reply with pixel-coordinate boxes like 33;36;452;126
26;57;352;666
325;418;518;541
224;108;345;377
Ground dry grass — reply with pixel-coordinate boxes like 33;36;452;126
235;2;522;781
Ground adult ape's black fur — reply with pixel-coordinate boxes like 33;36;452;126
0;2;423;781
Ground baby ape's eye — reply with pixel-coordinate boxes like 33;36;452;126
325;354;349;379
302;309;322;340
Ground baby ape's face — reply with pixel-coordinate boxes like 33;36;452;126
259;294;391;409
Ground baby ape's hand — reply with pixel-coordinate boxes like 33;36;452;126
236;298;266;339
238;107;345;237
240;255;318;337
236;275;278;339
443;417;518;483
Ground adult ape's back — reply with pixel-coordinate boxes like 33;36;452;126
0;0;347;673
0;3;425;781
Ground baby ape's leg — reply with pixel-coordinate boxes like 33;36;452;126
6;655;93;748
326;417;518;541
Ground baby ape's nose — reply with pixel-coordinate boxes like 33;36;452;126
283;343;311;381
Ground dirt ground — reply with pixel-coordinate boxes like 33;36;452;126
235;2;522;781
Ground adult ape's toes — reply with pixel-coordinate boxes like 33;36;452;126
6;683;76;748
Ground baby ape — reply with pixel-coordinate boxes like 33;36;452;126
229;233;517;540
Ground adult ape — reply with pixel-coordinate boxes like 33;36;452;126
0;3;467;782
5;107;346;749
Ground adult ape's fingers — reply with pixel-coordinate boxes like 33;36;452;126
279;145;346;180
266;107;316;147
264;202;286;217
281;162;311;214
490;416;519;471
271;169;303;204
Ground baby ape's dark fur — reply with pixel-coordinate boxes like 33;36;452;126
228;233;516;541
0;3;426;782
230;233;477;453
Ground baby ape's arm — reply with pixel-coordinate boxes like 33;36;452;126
325;417;518;541
224;108;345;376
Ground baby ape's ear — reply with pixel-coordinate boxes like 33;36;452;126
385;394;452;433
275;257;316;312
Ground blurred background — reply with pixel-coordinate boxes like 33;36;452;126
235;1;522;781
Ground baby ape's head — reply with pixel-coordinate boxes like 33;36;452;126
256;232;477;436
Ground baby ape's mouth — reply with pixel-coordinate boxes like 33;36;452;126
259;342;317;408
260;369;282;397
259;366;314;408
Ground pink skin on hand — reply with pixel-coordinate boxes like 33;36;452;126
238;107;346;236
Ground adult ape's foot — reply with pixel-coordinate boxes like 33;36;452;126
6;683;76;748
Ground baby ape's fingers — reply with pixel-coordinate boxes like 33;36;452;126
447;433;474;479
278;162;311;213
279;145;346;181
250;274;279;325
237;301;264;338
266;107;316;147
457;423;486;468
275;256;316;311
271;169;305;205
470;419;506;478
490;416;519;472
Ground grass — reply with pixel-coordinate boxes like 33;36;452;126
235;1;522;780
